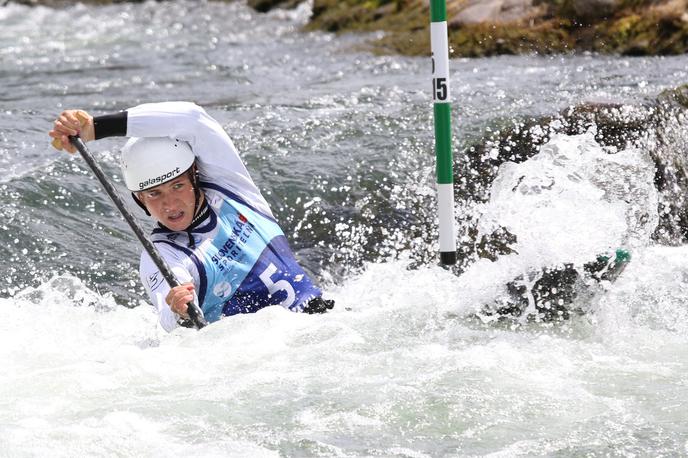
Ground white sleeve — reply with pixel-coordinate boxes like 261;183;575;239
139;251;198;333
125;101;272;217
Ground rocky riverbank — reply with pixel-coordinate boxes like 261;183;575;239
256;0;688;57
6;0;688;56
302;0;688;57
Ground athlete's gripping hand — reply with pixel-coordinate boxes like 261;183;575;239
49;110;95;154
166;283;195;320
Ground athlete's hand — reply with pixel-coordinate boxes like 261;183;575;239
49;109;94;154
166;283;195;319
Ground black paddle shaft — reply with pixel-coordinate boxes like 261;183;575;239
68;135;208;329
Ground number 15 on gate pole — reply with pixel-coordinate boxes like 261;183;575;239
430;0;457;266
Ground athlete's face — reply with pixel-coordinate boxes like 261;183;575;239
138;174;197;231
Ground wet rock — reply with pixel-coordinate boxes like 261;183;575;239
496;264;579;321
451;0;546;27
247;0;302;13
483;250;631;322
456;83;688;262
458;101;655;205
566;0;621;23
643;86;688;244
559;102;652;148
658;84;688;109
456;226;518;263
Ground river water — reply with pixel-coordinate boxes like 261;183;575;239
1;1;687;456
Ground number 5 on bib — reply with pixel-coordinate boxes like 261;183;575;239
259;263;297;308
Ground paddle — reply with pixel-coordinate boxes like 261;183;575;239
68;135;208;330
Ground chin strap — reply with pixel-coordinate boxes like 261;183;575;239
131;193;151;216
186;164;203;248
185;200;209;248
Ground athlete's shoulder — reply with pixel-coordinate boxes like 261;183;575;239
201;180;276;222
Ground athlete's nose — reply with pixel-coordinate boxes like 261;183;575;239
160;194;175;213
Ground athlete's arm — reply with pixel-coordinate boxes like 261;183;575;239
125;102;249;178
77;101;271;215
52;102;247;176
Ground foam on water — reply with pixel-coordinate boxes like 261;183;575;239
2;249;687;455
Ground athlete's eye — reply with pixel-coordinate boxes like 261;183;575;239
172;182;185;190
146;190;160;199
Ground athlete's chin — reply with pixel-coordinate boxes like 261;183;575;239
167;222;191;231
164;214;192;231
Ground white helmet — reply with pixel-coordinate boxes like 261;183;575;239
120;137;196;191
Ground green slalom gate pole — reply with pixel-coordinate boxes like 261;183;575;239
430;0;457;265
